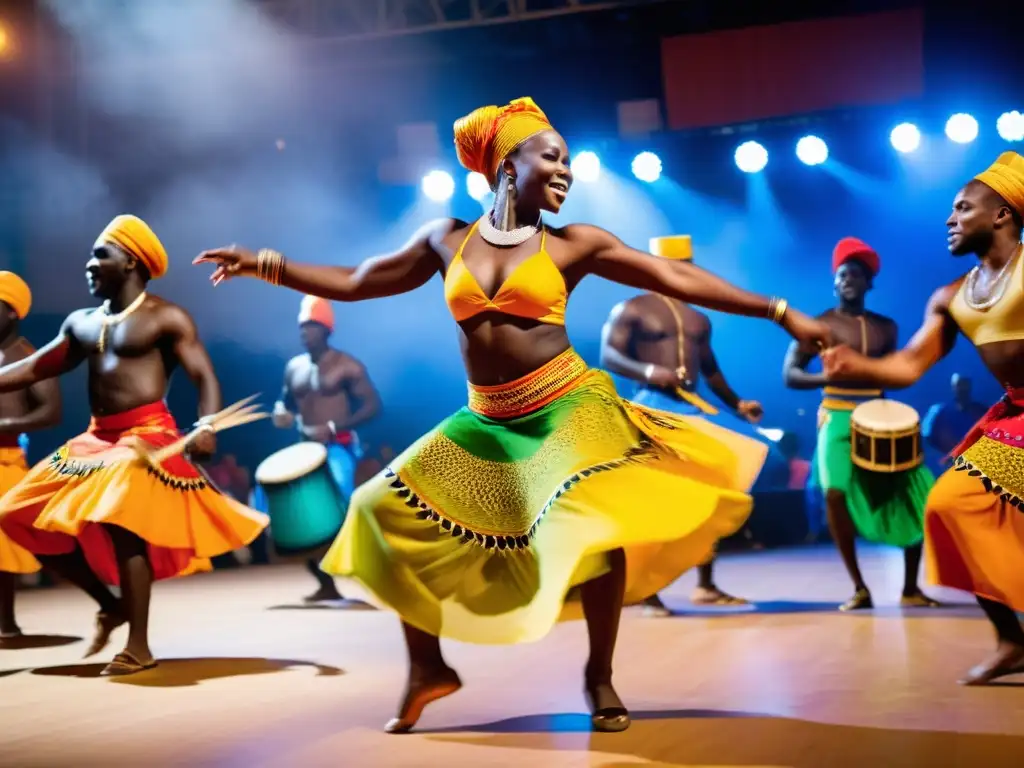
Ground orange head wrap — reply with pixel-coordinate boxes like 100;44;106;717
649;235;693;261
298;295;334;332
975;151;1024;217
832;237;880;277
94;214;169;279
0;271;31;319
454;97;555;187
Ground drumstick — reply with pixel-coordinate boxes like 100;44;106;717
129;396;270;469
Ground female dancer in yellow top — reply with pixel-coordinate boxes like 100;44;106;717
195;98;831;733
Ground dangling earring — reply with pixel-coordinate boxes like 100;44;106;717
501;175;515;230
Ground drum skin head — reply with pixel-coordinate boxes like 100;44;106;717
256;441;328;484
851;399;919;430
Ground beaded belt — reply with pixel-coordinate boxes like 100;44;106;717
468;348;588;419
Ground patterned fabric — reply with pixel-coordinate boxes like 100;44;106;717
951;388;1024;507
320;350;765;645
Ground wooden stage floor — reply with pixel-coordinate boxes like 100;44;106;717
3;544;1024;767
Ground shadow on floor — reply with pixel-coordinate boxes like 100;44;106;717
0;634;82;650
426;707;1024;767
30;657;344;687
266;599;376;611
636;600;981;619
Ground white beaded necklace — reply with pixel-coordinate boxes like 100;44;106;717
478;212;541;247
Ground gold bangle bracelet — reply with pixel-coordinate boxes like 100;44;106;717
257;249;286;286
768;296;789;324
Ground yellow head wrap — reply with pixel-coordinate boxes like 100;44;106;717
974;151;1024;216
0;271;31;319
649;235;693;261
94;214;169;279
454;97;555;186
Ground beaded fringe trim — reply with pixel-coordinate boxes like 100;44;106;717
48;451;208;491
953;454;1024;510
386;436;659;553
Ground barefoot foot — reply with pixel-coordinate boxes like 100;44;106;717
839;588;873;612
585;679;630;733
0;625;22;640
84;611;127;657
959;642;1024;686
691;586;749;606
900;591;941;608
384;667;462;734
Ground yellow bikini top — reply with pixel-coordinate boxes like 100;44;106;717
948;249;1024;346
444;220;567;325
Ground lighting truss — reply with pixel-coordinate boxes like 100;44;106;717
254;0;650;41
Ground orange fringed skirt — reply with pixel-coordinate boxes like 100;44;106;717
925;390;1024;610
0;402;269;585
0;444;39;574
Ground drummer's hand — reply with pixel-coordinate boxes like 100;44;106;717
187;428;217;462
644;365;680;391
737;400;764;424
821;344;866;381
780;308;832;354
192;245;258;287
271;403;294;430
301;423;333;444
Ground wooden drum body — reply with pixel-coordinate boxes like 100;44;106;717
255;442;348;555
850;399;923;473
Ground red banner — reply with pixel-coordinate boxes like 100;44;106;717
661;9;924;130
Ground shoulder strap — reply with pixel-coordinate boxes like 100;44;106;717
452;220;480;262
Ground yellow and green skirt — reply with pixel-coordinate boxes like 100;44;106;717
321;348;767;644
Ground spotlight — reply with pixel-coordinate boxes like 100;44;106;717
890;123;921;153
945;113;979;144
997;111;1024;142
631;151;662;183
795;135;828;166
734;141;768;174
421;170;454;202
571;151;600;183
466;172;491;202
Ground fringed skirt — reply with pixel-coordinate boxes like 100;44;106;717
320;348;766;645
0;402;269;585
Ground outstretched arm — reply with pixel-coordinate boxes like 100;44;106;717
599;301;648;381
194;219;452;301
574;225;831;350
0;316;87;394
823;285;959;389
783;340;826;390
